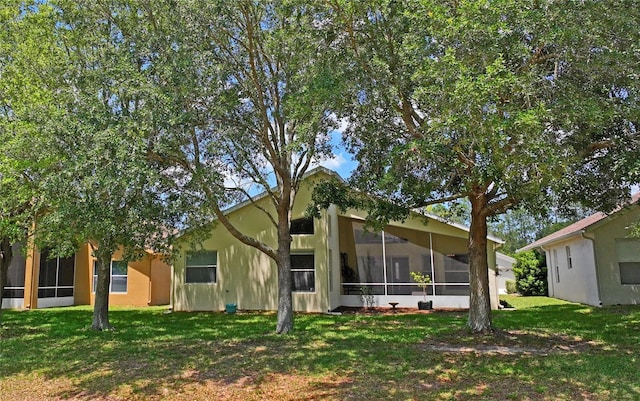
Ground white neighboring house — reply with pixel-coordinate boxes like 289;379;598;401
519;194;640;306
495;252;516;294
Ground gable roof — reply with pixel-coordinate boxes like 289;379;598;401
519;193;640;252
181;166;504;244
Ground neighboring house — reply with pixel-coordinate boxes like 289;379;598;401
172;167;504;313
2;243;170;309
495;252;516;294
520;194;640;306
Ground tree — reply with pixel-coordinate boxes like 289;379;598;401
0;1;66;324
141;1;340;333
325;1;639;332
2;1;182;330
513;251;547;296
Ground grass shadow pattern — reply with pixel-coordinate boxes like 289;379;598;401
0;297;639;400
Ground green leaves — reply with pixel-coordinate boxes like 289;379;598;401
513;251;548;296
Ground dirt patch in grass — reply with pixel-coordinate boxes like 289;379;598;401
421;328;604;355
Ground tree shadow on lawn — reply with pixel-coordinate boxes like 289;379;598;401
2;305;640;400
494;303;640;347
2;308;437;399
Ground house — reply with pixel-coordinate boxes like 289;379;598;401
519;194;640;306
171;168;503;313
2;242;171;309
495;252;516;294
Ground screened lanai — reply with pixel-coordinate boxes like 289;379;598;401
337;217;474;308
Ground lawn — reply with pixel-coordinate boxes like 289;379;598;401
1;296;639;400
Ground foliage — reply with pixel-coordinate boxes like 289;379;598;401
428;201;471;226
410;271;432;301
513;251;548;296
505;280;518;295
0;1;68;323
322;0;639;332
1;1;184;330
3;303;640;400
132;0;343;334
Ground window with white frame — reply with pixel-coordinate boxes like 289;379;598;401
185;251;217;283
616;239;640;285
291;253;315;292
92;260;128;293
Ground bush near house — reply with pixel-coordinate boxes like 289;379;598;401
513;250;548;296
505;279;517;294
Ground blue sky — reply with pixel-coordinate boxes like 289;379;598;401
316;129;358;180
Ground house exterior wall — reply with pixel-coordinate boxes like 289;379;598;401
86;248;171;307
172;171;502;313
495;253;516;295
74;243;93;306
592;206;640;306
543;237;599;306
495;269;515;295
327;205;342;311
3;242;169;309
172;175;331;313
487;245;498;310
150;256;171;305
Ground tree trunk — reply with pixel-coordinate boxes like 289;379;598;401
92;249;113;331
467;192;493;333
0;238;13;326
275;205;294;334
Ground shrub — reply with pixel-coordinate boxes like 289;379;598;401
513;250;548;296
505;280;517;294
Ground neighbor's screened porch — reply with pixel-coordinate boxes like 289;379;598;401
339;220;470;297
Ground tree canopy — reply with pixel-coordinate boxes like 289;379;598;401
1;1;183;330
321;0;639;331
143;1;344;333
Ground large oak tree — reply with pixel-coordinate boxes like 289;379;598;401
325;0;639;331
1;1;182;330
144;1;343;333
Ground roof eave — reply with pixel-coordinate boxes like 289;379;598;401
517;230;584;252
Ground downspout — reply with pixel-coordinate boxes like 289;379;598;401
581;230;603;306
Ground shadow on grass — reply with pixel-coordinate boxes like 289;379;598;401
1;303;640;400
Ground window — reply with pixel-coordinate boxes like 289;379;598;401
93;260;128;293
553;249;560;283
290;217;314;235
38;249;75;298
291;253;315;292
616;239;640;285
111;261;128;293
186;251;217;283
566;246;573;269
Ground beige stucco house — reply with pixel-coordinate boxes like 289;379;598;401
520;194;640;306
171;168;503;313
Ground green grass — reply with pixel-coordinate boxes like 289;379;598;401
1;298;639;400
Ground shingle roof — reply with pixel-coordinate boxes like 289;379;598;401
519;193;640;252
